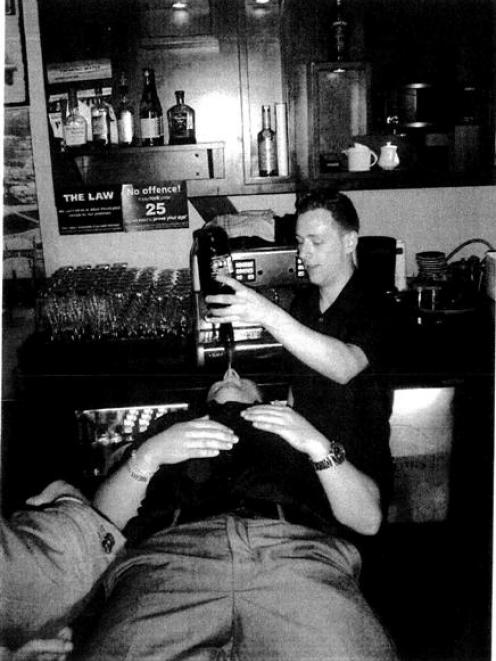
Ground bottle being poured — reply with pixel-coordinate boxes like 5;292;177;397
194;224;236;371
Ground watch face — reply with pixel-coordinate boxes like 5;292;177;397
330;441;346;465
313;442;346;470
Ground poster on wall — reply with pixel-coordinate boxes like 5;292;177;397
121;181;189;232
3;107;45;284
5;0;28;105
56;186;123;235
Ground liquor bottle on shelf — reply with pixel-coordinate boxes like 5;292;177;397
140;67;164;146
257;105;277;176
91;86;111;148
332;0;349;63
167;90;196;145
63;87;88;152
116;73;134;146
48;98;64;151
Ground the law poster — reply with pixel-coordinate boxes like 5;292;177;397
121;181;188;231
57;186;123;234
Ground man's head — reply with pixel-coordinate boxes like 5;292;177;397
207;368;263;405
294;189;359;289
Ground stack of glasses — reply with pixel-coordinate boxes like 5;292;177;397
35;263;193;342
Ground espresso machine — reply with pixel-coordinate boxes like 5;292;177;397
191;239;307;366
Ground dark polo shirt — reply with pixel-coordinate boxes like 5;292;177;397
286;270;394;504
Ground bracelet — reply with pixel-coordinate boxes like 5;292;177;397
127;450;156;483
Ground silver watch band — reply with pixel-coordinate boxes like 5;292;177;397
311;442;346;471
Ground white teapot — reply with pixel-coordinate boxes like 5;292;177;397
378;142;400;170
342;143;378;171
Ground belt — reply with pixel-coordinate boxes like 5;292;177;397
173;499;331;535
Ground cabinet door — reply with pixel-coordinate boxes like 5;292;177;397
295;61;371;181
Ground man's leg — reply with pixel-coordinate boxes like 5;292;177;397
75;519;236;661
227;517;398;661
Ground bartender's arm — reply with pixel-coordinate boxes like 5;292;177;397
93;417;238;529
205;275;367;384
241;404;382;536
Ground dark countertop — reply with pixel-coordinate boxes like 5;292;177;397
15;296;494;410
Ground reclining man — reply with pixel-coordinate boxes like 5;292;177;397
75;367;396;660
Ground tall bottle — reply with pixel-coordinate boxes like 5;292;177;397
116;73;134;146
195;225;234;298
257;105;277;176
194;224;235;366
91;86;111;148
63;87;88;152
167;90;196;145
139;67;164;146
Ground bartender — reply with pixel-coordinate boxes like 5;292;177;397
206;188;394;505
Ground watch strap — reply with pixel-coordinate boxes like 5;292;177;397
311;442;346;471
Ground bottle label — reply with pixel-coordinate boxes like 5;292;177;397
140;116;164;139
64;124;86;147
170;111;192;136
210;254;233;281
117;111;134;144
92;114;109;143
258;135;277;174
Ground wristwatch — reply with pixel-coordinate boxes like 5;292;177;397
311;442;346;471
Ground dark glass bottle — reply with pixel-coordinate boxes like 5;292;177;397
195;225;234;299
167;90;196;145
195;224;235;365
332;0;349;62
139;68;164;146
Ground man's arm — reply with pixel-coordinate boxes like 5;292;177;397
0;482;125;646
241;405;382;535
205;276;367;384
93;416;238;529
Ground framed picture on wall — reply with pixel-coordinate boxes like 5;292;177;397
5;0;28;105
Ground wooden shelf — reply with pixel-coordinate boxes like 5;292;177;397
300;167;496;191
70;142;225;185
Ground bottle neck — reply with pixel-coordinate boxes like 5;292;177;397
68;91;78;114
262;107;271;130
143;71;157;93
119;86;129;103
175;91;185;105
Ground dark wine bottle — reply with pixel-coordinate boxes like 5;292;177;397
195;224;236;366
140;67;164;146
195;225;234;300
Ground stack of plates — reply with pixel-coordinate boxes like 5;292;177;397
415;251;448;281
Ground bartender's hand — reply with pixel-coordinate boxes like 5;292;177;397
241;404;331;462
136;416;239;468
205;275;278;327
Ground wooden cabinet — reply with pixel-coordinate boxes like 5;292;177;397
282;0;496;189
38;0;293;198
37;0;496;198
